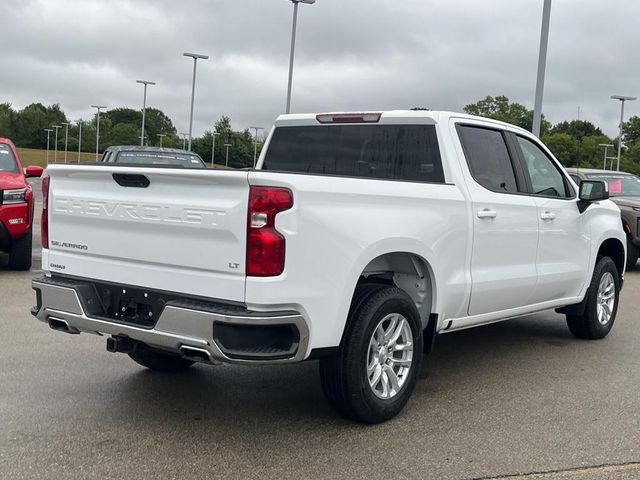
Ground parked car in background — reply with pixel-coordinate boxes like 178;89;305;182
0;138;43;270
100;146;206;168
32;111;626;423
567;168;640;268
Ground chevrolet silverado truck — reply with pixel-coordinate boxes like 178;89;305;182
31;111;626;423
566;168;640;268
0;138;43;270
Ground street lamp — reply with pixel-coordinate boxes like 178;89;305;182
91;105;107;160
598;143;614;170
211;131;218;167
180;132;188;150
52;125;61;163
286;0;316;114
44;129;53;165
77;119;83;163
183;52;209;151
250;126;264;167
157;133;166;147
532;0;552;137
136;80;155;146
224;143;232;168
611;95;637;171
61;122;71;163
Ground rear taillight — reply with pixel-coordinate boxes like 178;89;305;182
41;176;50;248
246;186;293;277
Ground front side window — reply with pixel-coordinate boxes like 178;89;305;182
0;144;18;173
457;125;518;193
263;125;444;183
517;136;570;198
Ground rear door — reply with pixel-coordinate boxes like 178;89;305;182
46;165;250;302
455;123;539;316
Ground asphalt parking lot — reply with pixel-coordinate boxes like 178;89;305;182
1;180;639;480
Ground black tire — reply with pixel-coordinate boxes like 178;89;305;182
8;231;32;271
626;238;639;269
566;256;619;340
128;345;195;372
320;286;423;424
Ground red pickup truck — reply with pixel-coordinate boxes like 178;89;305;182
0;138;43;270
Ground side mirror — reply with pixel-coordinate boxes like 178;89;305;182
579;180;609;201
578;180;609;213
25;166;44;178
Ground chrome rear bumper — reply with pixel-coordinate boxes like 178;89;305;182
31;275;309;365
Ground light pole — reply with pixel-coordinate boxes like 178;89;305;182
211;131;218;167
157;133;166;147
183;52;209;151
91;105;107;160
136;80;155;146
250;126;264;167
180;132;188;150
286;0;316;114
224;143;232;168
44;129;53;165
53;125;61;163
532;0;552;137
62;122;71;163
611;95;637;171
77;119;83;163
598;143;614;170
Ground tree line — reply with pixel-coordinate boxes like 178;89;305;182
3;96;640;173
463;95;640;174
0;102;261;169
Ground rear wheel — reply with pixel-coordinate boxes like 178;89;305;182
128;345;194;372
320;286;423;423
626;238;639;269
8;231;32;271
566;256;619;340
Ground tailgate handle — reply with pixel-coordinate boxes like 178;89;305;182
112;173;150;188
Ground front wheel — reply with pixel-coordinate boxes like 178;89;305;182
566;256;620;340
320;286;423;423
8;231;32;271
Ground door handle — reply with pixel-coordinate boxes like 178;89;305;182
541;211;556;221
477;209;497;219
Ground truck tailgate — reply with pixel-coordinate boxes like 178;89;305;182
45;165;249;302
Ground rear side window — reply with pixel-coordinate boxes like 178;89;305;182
262;125;444;183
457;125;518;194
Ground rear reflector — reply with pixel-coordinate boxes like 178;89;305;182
316;113;382;124
246;186;293;277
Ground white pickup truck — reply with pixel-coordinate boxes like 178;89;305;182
32;110;626;423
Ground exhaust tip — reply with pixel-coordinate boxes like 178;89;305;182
179;346;213;363
48;317;80;335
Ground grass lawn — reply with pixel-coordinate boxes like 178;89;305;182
16;147;97;168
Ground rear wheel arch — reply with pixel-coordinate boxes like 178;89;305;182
597;238;625;279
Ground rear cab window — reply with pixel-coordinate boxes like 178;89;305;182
262;125;445;183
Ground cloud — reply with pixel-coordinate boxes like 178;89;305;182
1;0;639;137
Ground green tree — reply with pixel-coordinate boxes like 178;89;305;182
550;120;604;140
106;107;141;126
621;143;640;175
13;103;67;148
463;95;551;135
622;116;640;147
0;103;16;138
108;123;140;146
542;132;579;166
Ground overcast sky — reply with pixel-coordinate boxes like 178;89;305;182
2;0;639;138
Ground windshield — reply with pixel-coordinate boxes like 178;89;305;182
585;173;640;197
0;143;18;173
116;152;205;169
